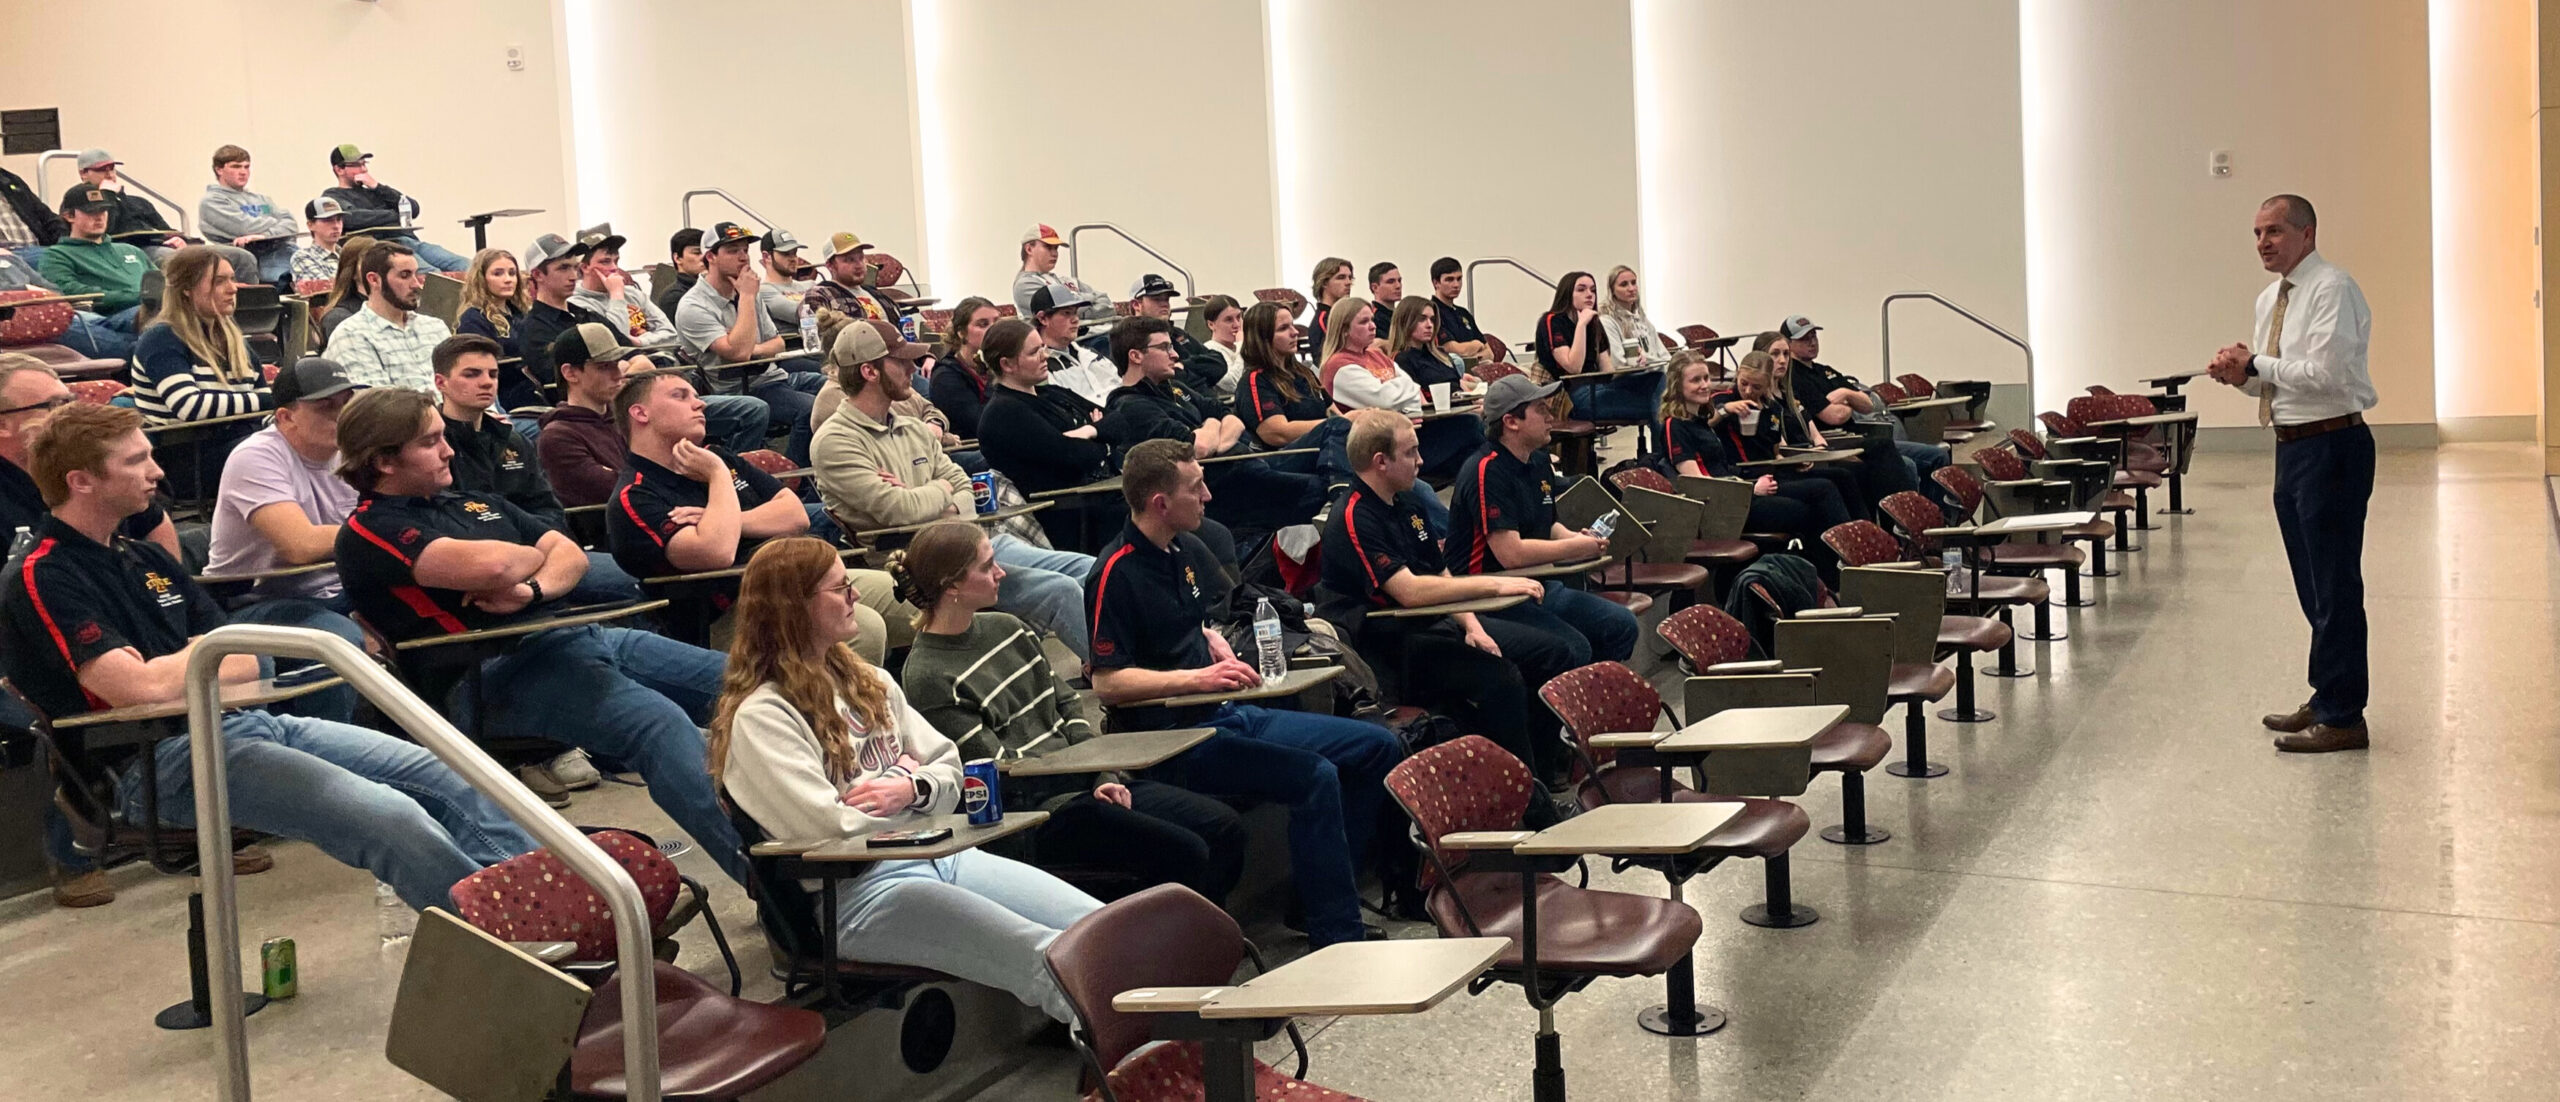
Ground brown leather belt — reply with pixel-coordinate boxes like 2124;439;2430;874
2273;412;2363;444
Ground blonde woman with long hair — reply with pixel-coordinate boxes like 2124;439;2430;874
709;537;1101;1023
132;245;267;425
1598;265;1670;371
454;248;529;359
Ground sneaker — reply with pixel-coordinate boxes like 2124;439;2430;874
545;749;602;790
515;763;576;808
50;867;113;908
233;844;275;876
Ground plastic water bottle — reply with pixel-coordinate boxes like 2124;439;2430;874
1941;547;1965;596
1253;597;1286;683
375;880;414;949
798;301;821;356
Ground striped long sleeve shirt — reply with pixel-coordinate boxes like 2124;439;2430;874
130;323;274;425
899;611;1103;805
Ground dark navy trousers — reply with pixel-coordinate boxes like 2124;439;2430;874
2271;423;2373;727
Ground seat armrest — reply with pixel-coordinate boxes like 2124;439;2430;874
1794;606;1865;619
1114;986;1233;1013
1704;658;1786;674
512;941;579;965
1441;830;1539;850
1589;732;1665;749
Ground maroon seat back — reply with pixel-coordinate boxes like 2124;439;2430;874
1972;445;2028;481
1677;324;1721;350
1609;466;1676;496
1876;491;1944;555
1044;884;1244;1074
1475;361;1524;384
1872;381;1908;404
1536;663;1661;772
2038;411;2085;438
448;829;681;961
1822;520;1904;569
1895;374;1935;399
1252;287;1308;315
2085;384;2115;396
0;288;75;346
1656;604;1754;672
2063;397;2110;428
2006;428;2048;460
1933;466;1985;519
1384;735;1535;884
69;379;128;406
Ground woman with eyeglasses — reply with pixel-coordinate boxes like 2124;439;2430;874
711;536;1103;1023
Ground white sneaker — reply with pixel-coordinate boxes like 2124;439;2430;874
515;764;574;808
545;749;603;790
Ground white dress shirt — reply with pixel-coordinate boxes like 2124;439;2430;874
2242;251;2376;425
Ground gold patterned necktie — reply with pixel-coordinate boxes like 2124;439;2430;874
2257;280;2290;428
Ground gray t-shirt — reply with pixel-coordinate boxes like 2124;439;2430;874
205;426;358;601
672;276;789;393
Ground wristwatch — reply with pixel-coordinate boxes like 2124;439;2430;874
525;578;547;605
910;774;933;806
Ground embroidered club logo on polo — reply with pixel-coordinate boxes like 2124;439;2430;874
1183;565;1198;600
142;571;181;608
499;447;525;472
460;501;504;522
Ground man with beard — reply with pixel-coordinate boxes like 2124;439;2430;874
323;241;450;391
672;221;827;464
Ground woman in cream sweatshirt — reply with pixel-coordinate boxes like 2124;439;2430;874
709;536;1101;1022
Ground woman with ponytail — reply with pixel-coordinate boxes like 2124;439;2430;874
709;536;1102;1022
926;296;1000;438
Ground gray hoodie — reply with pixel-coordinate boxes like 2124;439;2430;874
197;183;299;244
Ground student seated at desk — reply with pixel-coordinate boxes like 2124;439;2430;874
1657;352;1846;577
35;188;148;335
1314;410;1573;808
711;537;1103;1022
671;221;826;465
331;387;748;881
131;246;274;428
1710;351;1871;521
200;357;374;632
452;248;528;363
810;319;1094;662
0;401;536;910
974;318;1138;553
892;520;1245;904
1320;297;1479;483
1534;270;1662;446
1444;377;1638;667
435;334;642;605
1098;317;1325;542
1085;440;1400;947
323;242;452;393
604;368;912;661
534;324;647;508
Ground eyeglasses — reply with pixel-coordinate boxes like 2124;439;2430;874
816;576;858;601
1147;341;1174;353
0;396;73;417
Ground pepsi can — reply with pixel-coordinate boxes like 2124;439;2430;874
961;758;1002;825
969;471;998;515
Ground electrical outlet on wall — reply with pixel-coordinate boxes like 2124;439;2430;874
2208;150;2232;178
506;44;525;72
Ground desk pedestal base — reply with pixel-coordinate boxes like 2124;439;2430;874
1636;955;1728;1037
158;892;271;1030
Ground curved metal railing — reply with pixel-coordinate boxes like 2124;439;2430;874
1880;291;2033;402
185;625;661;1102
1067;223;1193;298
1463;256;1557;318
679;188;774;233
37;149;196;236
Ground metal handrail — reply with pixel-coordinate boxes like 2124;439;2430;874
184;626;660;1102
680;188;773;233
1463;256;1557;318
1879;291;2032;398
38;149;195;236
1067;223;1193;298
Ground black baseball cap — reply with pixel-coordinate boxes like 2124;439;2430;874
1029;284;1091;315
1127;274;1179;301
63;189;116;215
549;323;625;370
576;223;627;256
272;357;361;405
701;222;757;252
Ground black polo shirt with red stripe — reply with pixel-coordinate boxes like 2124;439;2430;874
337;489;557;641
0;514;221;720
1316;480;1443;628
1085;520;1224;729
1242;365;1327;429
604;447;785;582
1661;413;1740;478
1444;443;1557;576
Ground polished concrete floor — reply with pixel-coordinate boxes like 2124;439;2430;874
3;444;2556;1100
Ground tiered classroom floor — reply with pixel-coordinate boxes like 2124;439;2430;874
4;444;2556;1100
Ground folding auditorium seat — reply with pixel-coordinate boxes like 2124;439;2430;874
1878;489;2088;614
448;828;741;995
1655;605;1892;841
1825;519;2041;678
1949;452;2117;581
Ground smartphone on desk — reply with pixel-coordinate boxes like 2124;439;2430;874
865;827;953;848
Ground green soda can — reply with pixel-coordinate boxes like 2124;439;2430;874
260;937;297;1000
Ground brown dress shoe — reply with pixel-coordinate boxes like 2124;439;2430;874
2275;723;2369;753
2262;704;2316;733
51;868;114;908
233;844;275;876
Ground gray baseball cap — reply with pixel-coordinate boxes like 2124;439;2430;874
524;232;589;270
271;357;361;405
1478;373;1563;422
760;228;804;255
304;195;347;222
1780;314;1820;340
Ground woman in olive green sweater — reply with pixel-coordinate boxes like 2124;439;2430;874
892;521;1244;902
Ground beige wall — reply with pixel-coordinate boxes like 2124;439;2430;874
916;0;1277;307
1271;0;1640;346
2022;0;2437;429
1633;0;2028;387
563;0;921;278
0;0;570;262
2432;0;2542;425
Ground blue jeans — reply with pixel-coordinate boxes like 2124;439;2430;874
227;598;368;724
1895;440;1953;509
833;848;1101;1022
1563;371;1662;424
409;239;471;273
1147;705;1401;947
1497;579;1639;665
571;551;645;605
117;709;536;910
2273;423;2373;727
705;394;772;455
95;305;141;334
460;625;744;882
59;311;135;360
991;534;1094;661
751;368;827;465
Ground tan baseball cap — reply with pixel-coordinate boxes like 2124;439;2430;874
829;318;930;368
818;231;869;264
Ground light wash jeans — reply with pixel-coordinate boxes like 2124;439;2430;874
59;311;135;361
117;709;536;910
990;534;1095;661
834;847;1102;1023
409;239;471;273
705;394;774;455
751;369;827;465
227;598;367;723
458;624;744;882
